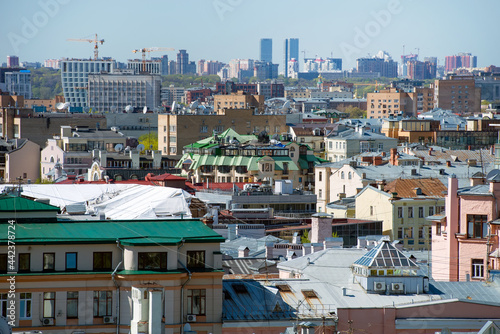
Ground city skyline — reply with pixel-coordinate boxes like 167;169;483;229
0;0;499;70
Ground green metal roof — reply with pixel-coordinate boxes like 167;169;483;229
0;195;60;212
0;219;225;245
271;157;299;171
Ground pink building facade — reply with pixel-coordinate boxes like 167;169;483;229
432;175;500;281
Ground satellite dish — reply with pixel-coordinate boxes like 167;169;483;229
143;106;148;114
282;101;291;110
114;144;124;152
125;105;133;113
190;101;199;110
137;144;145;152
83;106;90;113
63;102;71;109
171;101;177;112
110;106;117;113
56;102;65;110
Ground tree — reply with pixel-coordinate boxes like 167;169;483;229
344;106;366;118
138;132;158;151
301;229;311;244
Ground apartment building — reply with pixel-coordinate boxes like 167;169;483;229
158;109;286;156
432;75;481;114
0;203;225;334
367;88;415;118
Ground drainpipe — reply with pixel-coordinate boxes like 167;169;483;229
178;239;192;334
112;239;124;334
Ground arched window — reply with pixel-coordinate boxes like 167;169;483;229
341;171;345;179
50;156;55;163
348;172;352;179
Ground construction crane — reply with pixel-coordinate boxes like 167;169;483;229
132;47;175;73
67;34;104;60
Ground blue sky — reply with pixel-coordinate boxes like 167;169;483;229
1;0;498;70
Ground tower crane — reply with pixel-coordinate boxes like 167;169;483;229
67;34;105;60
132;47;175;73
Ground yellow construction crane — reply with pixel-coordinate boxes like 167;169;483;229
132;47;175;73
67;34;105;60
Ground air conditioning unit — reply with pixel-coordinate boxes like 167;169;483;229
391;283;404;293
42;317;54;326
373;281;386;292
186;314;197;322
103;316;115;324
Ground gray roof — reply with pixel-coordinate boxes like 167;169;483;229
220;235;286;258
353;240;418;269
328;128;395;141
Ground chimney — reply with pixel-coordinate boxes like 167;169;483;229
310;213;333;244
265;242;274;260
429;147;433;155
238;246;250;258
390;148;398;165
446;161;451;167
381;151;386;157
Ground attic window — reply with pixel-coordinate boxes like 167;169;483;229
232;283;248;294
276;284;291;292
302;289;318;299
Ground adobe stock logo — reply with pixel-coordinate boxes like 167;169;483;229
339;0;403;60
7;0;72;53
213;0;243;21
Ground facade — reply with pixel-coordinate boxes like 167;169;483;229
61;58;117;108
357;57;398;78
213;91;264;113
6;55;19;68
324;127;397;162
431;176;500;281
40;126;129;179
256;83;284;100
366;88;415;118
176;50;189;74
158;108;287;156
176;128;324;189
253;61;278;80
0;138;40;182
303;57;342;72
127;59;162;74
283;38;299;77
355;178;447;250
406;60;436;80
214;81;257;95
433;75;481;114
161;85;185;107
87;72;162;111
5;70;31;99
260;38;272;63
445;53;477;72
43;59;60;69
0;216;225;334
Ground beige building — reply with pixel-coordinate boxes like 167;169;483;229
0;203;225;334
432;75;481;114
367;88;415;118
0;138;40;182
213;91;264;114
355;178;446;250
158;109;287;156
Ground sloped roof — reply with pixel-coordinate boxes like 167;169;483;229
383;178;448;198
0;219;225;245
0;195;60;212
353;240;418;269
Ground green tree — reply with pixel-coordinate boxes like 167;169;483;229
301;229;311;244
344;106;367;118
138;132;158;151
30;67;62;99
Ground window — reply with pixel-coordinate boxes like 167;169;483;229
0;254;6;273
187;289;206;315
43;292;55;318
0;294;7;318
138;252;167;271
19;293;32;319
319;171;322;182
43;253;55;271
378;143;383;151
200;125;208;133
66;252;77;271
467;215;488;239
418;207;424;218
93;252;112;271
341;171;344;179
429;206;434;216
370;206;374;215
318;189;322;199
418;226;424;239
397;207;403;218
348;172;352;179
93;291;112;317
471;259;484;278
408;207;414;218
67;292;78;318
397;227;403;239
19;253;30;272
404;227;413;238
436;223;442;236
187;251;205;269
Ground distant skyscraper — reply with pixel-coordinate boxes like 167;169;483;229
161;55;169;75
283;38;299;77
260;38;272;63
445;53;477;72
7;56;19;68
176;50;189;74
